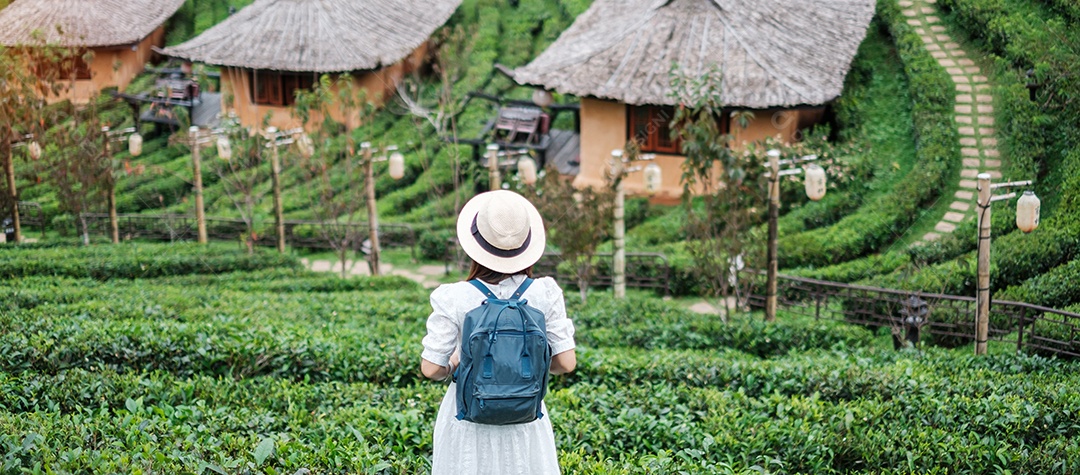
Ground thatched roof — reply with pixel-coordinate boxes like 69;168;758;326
0;0;185;48
160;0;462;73
510;0;875;108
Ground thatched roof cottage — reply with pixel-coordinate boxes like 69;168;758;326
161;0;462;130
509;0;875;199
0;0;185;103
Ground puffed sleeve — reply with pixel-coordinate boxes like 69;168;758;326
539;277;576;355
421;284;459;367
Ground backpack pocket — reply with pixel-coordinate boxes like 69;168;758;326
469;382;543;425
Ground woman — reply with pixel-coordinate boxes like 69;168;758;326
421;190;577;475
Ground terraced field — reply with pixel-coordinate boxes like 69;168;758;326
2;244;1079;473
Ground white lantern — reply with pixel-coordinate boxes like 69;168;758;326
216;136;232;161
644;163;662;193
128;133;143;157
389;150;406;180
804;164;827;201
296;133;314;159
1016;190;1040;233
532;89;553;108
517;155;538;185
27;141;42;160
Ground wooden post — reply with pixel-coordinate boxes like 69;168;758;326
362;142;381;276
612;150;626;299
4;145;20;243
102;127;119;244
765;151;781;322
269;135;285;253
975;173;992;355
190;126;208;244
487;144;501;191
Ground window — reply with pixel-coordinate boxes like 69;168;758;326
628;105;679;154
251;70;316;106
32;49;92;81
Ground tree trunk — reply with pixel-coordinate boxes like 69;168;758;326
577;261;590;304
79;213;90;246
340;246;348;279
108;182;119;244
4;148;20;243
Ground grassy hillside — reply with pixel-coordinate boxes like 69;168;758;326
10;0;1080;309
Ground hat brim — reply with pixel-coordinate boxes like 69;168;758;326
456;191;547;274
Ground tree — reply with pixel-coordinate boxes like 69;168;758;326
198;114;271;254
670;67;762;317
531;172;614;304
293;74;377;276
0;43;50;243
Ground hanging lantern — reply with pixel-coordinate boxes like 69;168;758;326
27;141;42;160
389;150;406;180
296;133;314;159
1016;190;1040;233
128;133;143;157
216;136;232;161
532;89;553;108
644;163;662;194
804;164;827;201
517;155;538;185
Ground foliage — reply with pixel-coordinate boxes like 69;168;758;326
670;66;765;308
530;172;614;304
3;246;1080;473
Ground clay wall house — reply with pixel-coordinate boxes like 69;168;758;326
161;0;461;131
0;0;185;104
508;0;874;200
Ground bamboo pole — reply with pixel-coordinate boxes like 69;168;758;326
4;146;20;243
975;173;992;355
190;126;208;244
612;150;626;299
487;144;501;191
102;127;119;244
362;142;381;276
269;135;285;253
765;151;781;322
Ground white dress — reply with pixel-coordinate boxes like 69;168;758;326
421;274;576;475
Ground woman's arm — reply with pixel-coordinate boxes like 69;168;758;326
550;349;576;375
421;351;460;381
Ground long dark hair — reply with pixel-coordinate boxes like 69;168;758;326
466;260;533;284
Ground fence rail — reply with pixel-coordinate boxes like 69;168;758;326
746;272;1080;358
533;252;671;295
80;213;416;256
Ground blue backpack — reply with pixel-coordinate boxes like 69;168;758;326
455;278;552;425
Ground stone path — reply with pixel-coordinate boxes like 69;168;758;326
899;0;1002;245
300;258;447;288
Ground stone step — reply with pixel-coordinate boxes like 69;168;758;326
956;190;975;200
908;19;923;26
944;211;966;222
961;147;979;157
956;84;972;92
978;116;995;125
936;222;958;233
960;137;978;146
956;94;972;102
960;169;980;178
984;149;1000;157
923;232;942;241
926;43;942;51
956;115;973;124
932;51;949;59
960;180;978;189
950;201;971;211
939;58;957;67
976;94;992;103
903;8;917;16
958;58;975;66
959;126;976;135
985;159;1001;168
977;104;994;114
931;25;946;32
964;66;981;74
956;105;972;113
962;158;980;167
922;7;936;14
979;127;995;135
953;75;969;83
982;137;998;147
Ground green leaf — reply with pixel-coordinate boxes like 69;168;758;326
254;437;275;466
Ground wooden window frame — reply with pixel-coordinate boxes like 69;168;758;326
251;70;316;106
627;105;681;155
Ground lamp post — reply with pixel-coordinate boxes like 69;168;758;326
102;126;143;243
358;142;406;276
974;173;1039;355
608;149;660;299
764;149;826;322
6;133;40;244
189;126;232;244
264;127;313;253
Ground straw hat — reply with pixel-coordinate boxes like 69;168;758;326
456;190;546;274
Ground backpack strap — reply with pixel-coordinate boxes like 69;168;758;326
468;279;496;298
511;277;534;299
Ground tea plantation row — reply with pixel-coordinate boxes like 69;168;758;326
3;244;1080;473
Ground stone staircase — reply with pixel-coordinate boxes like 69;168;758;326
899;0;1002;244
